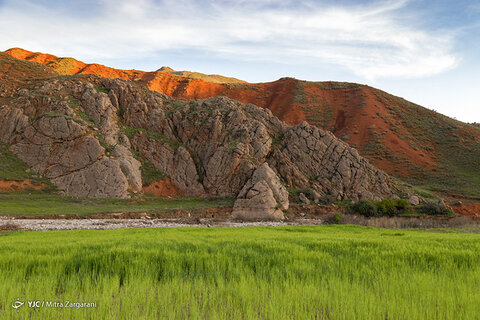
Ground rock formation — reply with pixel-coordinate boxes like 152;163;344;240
233;163;289;220
0;53;409;218
7;48;480;201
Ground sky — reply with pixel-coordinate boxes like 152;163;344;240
1;0;479;122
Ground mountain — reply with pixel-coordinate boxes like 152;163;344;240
4;48;245;84
156;66;246;84
0;52;409;219
5;48;480;201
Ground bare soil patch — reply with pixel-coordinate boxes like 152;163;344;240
143;178;184;197
0;179;46;192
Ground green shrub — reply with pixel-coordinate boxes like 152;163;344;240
377;198;409;216
323;213;344;224
417;202;452;216
351;198;453;217
331;213;343;224
377;198;396;216
351;200;378;217
394;198;410;210
351;198;411;217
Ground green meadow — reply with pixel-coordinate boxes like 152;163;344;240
0;193;234;216
1;225;479;319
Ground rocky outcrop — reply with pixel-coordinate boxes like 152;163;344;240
0;60;407;209
122;95;401;203
268;121;395;202
0;78;142;198
0;104;132;198
233;163;289;220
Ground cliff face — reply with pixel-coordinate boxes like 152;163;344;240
0;53;407;219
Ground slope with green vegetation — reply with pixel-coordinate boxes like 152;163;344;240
0;142;43;182
372;88;480;198
292;81;480;199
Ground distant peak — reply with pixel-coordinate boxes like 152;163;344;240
4;47;35;59
158;66;175;72
5;47;31;53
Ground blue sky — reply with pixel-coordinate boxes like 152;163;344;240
1;0;479;122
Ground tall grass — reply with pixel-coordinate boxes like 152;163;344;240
1;225;479;319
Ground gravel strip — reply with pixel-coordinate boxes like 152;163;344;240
0;217;324;231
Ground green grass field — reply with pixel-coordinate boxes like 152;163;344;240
0;193;234;216
1;225;479;319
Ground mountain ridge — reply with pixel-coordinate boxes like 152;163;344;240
4;48;480;200
1;52;411;219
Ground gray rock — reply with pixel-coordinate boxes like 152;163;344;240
299;193;311;205
310;189;322;203
51;159;129;198
112;145;142;193
0;81;141;198
409;195;420;206
233;163;289;220
271;121;400;202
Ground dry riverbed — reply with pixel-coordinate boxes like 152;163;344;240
0;217;324;231
1;215;479;231
1;204;479;231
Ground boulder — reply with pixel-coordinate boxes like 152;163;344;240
409;195;420;206
232;163;289;220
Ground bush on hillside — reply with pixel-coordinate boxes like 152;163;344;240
324;213;344;224
351;198;453;217
350;198;411;217
417;202;452;216
351;200;378;217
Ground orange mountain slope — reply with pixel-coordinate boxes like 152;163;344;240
5;48;245;84
5;48;480;199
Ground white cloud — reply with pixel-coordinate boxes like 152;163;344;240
0;0;458;80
